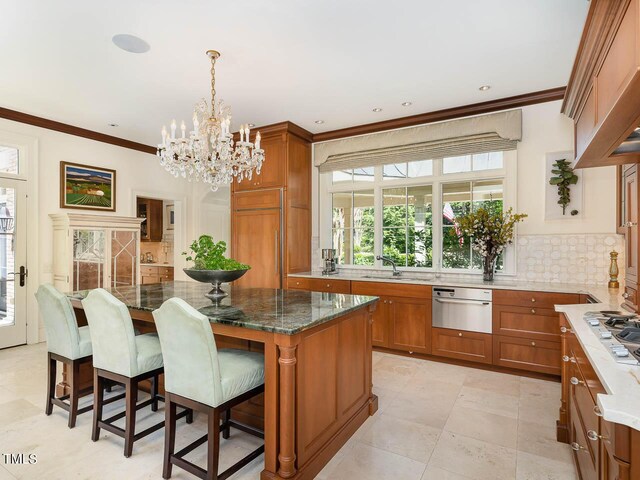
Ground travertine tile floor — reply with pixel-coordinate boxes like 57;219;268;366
0;344;576;480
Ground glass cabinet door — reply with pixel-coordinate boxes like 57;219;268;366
72;229;106;290
111;230;138;287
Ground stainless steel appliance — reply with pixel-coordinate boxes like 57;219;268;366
322;248;337;275
583;311;640;365
432;286;493;334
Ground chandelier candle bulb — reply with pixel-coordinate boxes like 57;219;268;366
255;132;261;149
181;121;186;138
170;119;176;139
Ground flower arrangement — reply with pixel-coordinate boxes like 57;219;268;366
456;207;527;281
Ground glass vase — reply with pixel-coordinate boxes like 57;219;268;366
483;256;497;282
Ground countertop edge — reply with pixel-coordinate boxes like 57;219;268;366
556;302;640;431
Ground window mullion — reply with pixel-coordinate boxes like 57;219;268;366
432;181;442;272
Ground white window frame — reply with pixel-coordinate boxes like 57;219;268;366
318;150;518;276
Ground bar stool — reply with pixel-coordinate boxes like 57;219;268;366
36;284;115;428
82;288;188;457
154;298;265;480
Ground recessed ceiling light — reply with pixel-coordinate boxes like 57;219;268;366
112;34;150;54
248;123;255;127
372;108;383;112
315;120;325;124
108;123;119;127
478;85;491;91
401;102;412;107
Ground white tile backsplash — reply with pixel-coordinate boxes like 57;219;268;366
311;233;625;287
516;234;624;285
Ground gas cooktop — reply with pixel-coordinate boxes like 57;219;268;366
583;311;640;365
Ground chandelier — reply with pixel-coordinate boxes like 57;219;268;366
157;50;265;191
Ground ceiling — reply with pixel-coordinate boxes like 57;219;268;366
0;0;589;147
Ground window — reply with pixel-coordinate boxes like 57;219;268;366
323;151;514;274
0;147;19;175
382;186;433;267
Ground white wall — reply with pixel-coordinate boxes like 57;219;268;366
0;118;230;342
516;101;616;235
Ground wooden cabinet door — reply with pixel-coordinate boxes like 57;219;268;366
624;166;638;282
432;327;492;364
232;209;281;289
388;297;430;354
492;335;561;375
371;298;389;348
234;133;286;191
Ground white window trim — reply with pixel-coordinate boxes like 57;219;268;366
318;151;518;276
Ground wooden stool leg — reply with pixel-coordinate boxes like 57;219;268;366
67;359;80;428
45;353;56;416
222;409;231;439
151;374;159;412
163;397;177;479
124;378;137;458
206;408;220;480
92;369;104;442
186;408;193;424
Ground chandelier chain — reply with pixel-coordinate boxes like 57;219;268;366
210;55;216;113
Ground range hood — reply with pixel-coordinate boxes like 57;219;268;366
613;128;640;156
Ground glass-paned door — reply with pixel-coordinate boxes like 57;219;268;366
111;230;138;287
72;229;106;291
0;178;27;349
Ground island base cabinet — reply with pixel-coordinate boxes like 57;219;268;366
431;328;492;364
492;335;561;375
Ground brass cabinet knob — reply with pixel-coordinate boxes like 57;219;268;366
562;355;576;363
560;326;573;334
326;284;330;288
570;376;584;386
593;405;603;417
531;341;536;346
458;332;463;337
531;309;536;314
531;298;536;303
389;301;393;304
383;300;387;304
571;442;585;451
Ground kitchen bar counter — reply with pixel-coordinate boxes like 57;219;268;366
68;281;378;480
69;281;377;335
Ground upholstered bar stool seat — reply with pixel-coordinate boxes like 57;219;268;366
83;288;190;458
154;298;265;480
35;284;121;428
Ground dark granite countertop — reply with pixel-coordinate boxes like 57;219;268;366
68;281;378;335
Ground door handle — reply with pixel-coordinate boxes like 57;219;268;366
274;230;279;274
434;298;490;306
8;266;27;287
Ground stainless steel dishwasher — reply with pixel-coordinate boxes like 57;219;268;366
432;286;493;333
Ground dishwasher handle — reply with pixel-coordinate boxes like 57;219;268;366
434;298;491;306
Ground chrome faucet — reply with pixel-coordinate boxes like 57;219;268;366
376;255;401;276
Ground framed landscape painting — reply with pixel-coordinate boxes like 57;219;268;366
60;162;116;211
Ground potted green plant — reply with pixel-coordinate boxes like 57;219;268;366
182;235;250;300
456;208;527;281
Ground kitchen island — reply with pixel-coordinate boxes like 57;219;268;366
68;281;379;480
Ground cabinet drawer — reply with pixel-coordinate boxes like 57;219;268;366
158;267;174;277
492;335;561;375
492;305;561;342
570;361;600;476
140;266;157;276
287;276;351;294
493;289;580;309
567;331;606;401
351;281;431;299
570;397;598;480
431;327;492;365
